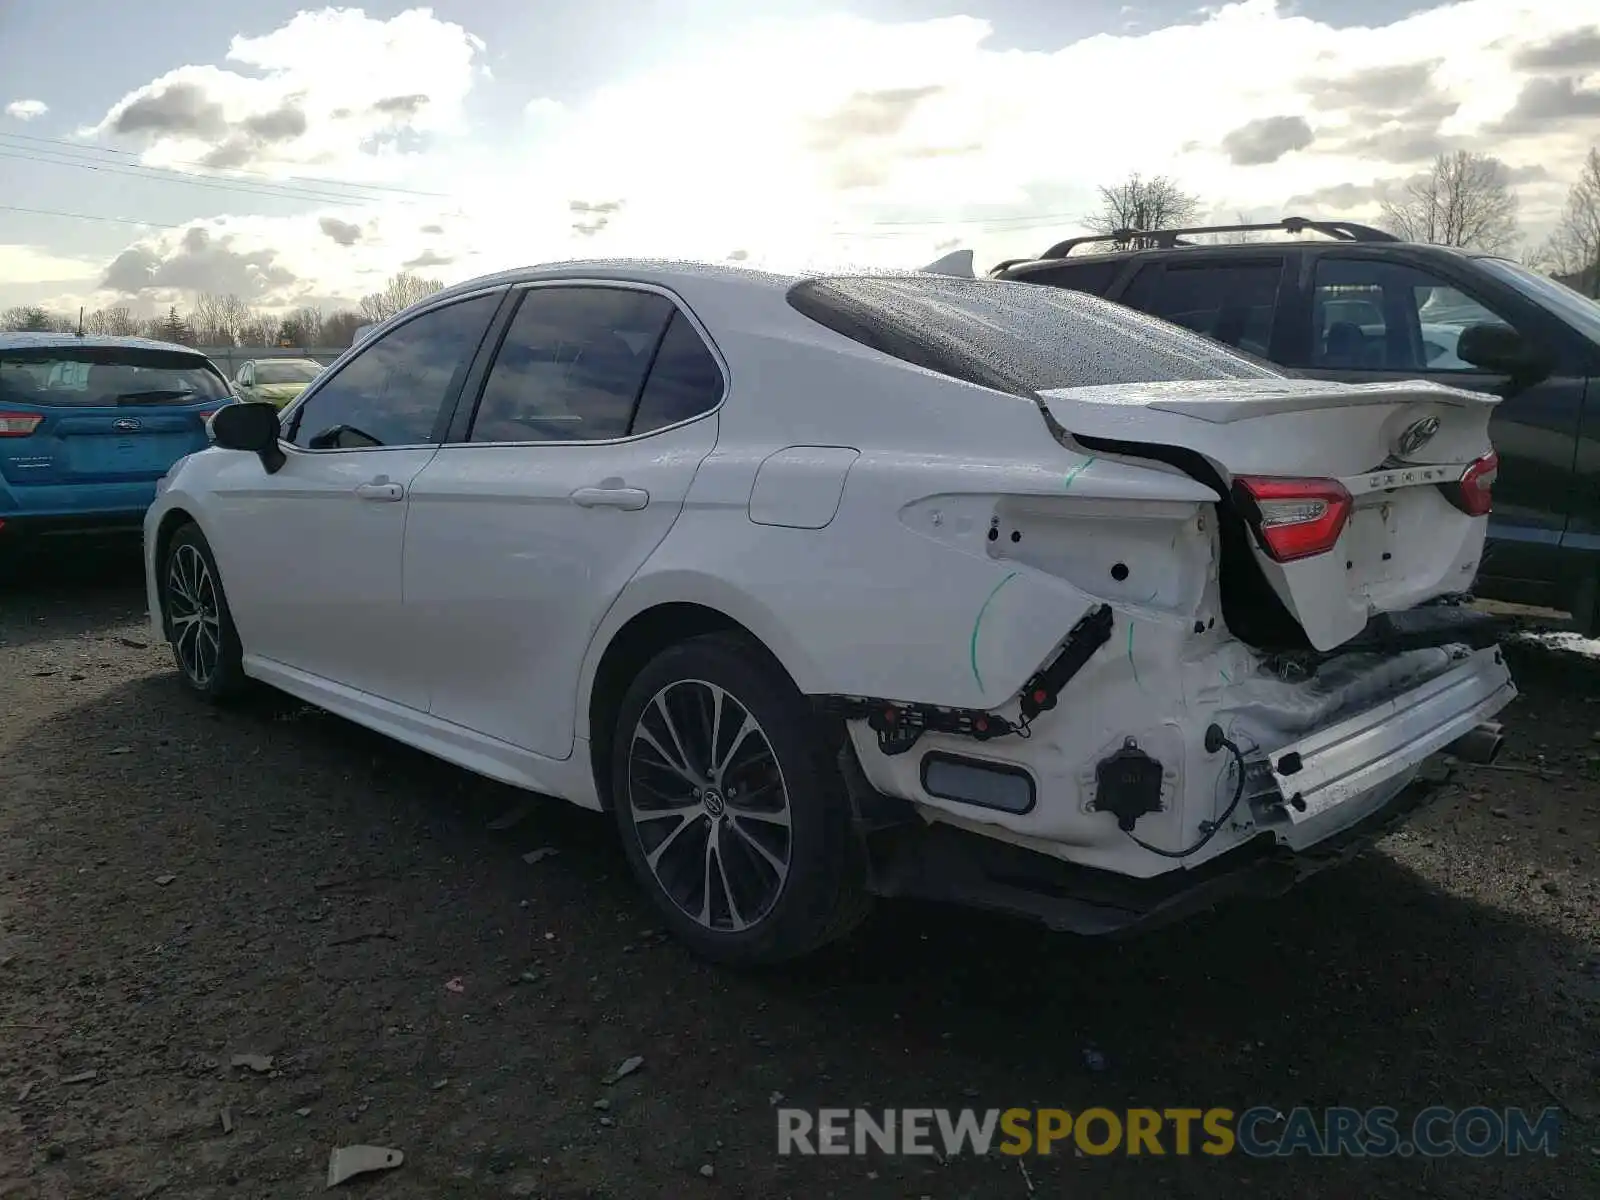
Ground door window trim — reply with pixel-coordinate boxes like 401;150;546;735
275;284;510;456
447;278;730;449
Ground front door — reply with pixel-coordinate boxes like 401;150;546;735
1290;254;1587;603
403;283;727;757
211;290;503;708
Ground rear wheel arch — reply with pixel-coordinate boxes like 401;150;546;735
586;602;798;812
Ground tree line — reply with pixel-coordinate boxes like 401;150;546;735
0;270;445;347
1084;143;1600;296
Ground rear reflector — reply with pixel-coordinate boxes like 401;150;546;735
920;752;1036;814
1231;475;1353;563
1442;449;1497;517
0;413;43;437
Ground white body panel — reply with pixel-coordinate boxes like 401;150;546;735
144;259;1517;890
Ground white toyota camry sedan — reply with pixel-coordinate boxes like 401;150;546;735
144;259;1517;963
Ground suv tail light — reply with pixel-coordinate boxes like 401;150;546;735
1441;449;1497;517
0;413;42;437
1231;476;1353;563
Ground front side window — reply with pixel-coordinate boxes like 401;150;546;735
1310;258;1513;372
468;287;676;443
1124;262;1282;357
286;293;499;449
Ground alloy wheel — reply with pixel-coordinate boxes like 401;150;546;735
166;543;222;688
626;679;793;933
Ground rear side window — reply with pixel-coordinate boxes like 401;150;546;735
786;275;1280;396
0;347;229;408
468;286;674;444
631;311;724;434
1011;258;1126;297
1120;262;1282;357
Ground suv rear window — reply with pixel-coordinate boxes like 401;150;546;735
0;347;229;408
786;275;1280;396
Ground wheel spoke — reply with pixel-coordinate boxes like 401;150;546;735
654;693;703;780
727;815;787;876
633;726;698;787
643;810;702;871
715;713;759;780
711;831;746;932
729;804;789;828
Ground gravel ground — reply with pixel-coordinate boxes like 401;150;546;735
1;546;1597;1199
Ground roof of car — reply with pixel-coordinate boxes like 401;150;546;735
0;331;208;355
426;257;800;304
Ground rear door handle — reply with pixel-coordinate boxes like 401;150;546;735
570;484;649;510
354;481;404;502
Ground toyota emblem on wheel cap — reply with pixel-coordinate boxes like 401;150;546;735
1395;416;1440;457
113;417;142;432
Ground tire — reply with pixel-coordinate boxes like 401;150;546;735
609;631;871;965
160;522;250;702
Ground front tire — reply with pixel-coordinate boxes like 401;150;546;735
610;631;870;965
161;523;249;701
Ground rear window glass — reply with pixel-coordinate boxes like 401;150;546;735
0;347;229;408
254;360;322;384
786;275;1281;395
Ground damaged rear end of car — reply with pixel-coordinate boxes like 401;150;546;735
781;274;1517;936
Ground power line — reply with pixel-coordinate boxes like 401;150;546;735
0;202;180;228
0;145;405;210
0;130;449;199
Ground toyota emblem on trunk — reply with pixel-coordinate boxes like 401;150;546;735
1395;416;1440;457
113;417;142;432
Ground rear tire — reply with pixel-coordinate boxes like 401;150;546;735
161;523;249;702
609;631;870;965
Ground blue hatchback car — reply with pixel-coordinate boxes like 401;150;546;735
0;333;234;542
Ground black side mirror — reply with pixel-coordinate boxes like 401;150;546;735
1456;322;1551;383
211;401;286;473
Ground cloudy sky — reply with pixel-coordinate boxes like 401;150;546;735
1;0;1597;316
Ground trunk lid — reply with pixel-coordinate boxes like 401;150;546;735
1039;377;1499;652
0;400;220;487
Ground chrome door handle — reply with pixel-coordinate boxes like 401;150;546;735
570;485;649;510
354;481;404;502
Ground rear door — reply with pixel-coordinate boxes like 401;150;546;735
1286;253;1586;603
403;282;725;757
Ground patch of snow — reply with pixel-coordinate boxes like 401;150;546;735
1514;631;1600;658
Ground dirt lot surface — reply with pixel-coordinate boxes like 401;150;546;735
1;547;1597;1199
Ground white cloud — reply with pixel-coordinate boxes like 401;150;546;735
4;99;48;121
28;1;1600;315
0;244;102;283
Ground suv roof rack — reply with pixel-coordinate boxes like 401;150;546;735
1032;217;1400;262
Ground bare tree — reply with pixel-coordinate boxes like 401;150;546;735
84;306;141;337
1;306;55;332
191;293;253;345
358;271;444;322
238;312;282;347
1533;147;1600;297
1086;173;1203;249
323;309;367;348
278;307;325;346
1200;211;1265;246
1380;151;1521;253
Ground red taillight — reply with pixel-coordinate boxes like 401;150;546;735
1231;476;1353;563
0;412;42;437
1444;450;1497;517
197;409;219;424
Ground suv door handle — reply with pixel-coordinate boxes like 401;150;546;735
570;484;649;510
354;480;404;502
